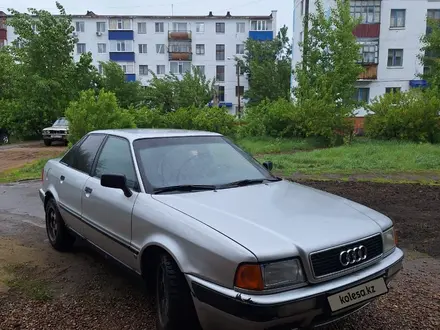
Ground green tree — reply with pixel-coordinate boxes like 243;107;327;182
238;25;292;105
4;2;99;138
144;66;215;112
293;0;363;144
65;89;136;144
419;15;440;91
99;61;145;108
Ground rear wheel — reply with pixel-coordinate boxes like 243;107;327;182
155;253;201;330
45;198;75;251
44;139;52;146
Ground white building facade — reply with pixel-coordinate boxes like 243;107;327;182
5;10;277;115
292;0;440;116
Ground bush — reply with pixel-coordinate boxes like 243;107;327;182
365;89;440;143
239;99;306;138
65;89;136;144
130;106;166;129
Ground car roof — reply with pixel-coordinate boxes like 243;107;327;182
89;128;223;141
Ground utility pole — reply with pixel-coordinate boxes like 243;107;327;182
236;64;241;118
303;0;310;69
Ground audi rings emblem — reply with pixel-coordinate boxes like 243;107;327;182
339;245;367;266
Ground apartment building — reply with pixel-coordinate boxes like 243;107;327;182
3;10;277;115
292;0;440;117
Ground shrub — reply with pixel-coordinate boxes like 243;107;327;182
130;106;166;129
165;107;199;130
365;89;440;143
239;98;306;138
65;89;136;144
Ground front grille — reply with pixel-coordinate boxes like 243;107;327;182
49;130;65;134
310;234;383;278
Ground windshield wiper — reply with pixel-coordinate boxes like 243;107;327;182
219;178;281;189
152;184;218;194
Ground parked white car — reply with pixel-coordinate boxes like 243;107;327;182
42;117;69;146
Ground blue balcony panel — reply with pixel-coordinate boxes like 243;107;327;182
109;52;135;62
125;74;136;82
409;80;428;88
249;31;274;41
108;30;134;40
208;101;233;108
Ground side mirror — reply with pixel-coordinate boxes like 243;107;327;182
101;174;133;197
262;161;273;171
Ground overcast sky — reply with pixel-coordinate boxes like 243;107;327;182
1;0;295;36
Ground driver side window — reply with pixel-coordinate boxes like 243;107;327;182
94;136;138;190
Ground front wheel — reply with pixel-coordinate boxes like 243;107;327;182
45;198;75;251
155;253;201;330
0;133;8;145
44;139;52;146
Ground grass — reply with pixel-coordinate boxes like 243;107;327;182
256;139;440;177
236;136;319;155
3;264;53;301
0;158;49;183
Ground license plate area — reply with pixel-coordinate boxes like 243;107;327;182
51;135;62;139
327;277;388;312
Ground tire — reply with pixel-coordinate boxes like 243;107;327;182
155;253;201;330
45;198;75;251
44;139;52;146
0;133;8;145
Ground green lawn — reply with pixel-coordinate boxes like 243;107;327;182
0;158;48;183
256;139;440;178
236;136;318;154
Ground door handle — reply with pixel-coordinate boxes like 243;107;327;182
84;187;93;194
60;175;65;181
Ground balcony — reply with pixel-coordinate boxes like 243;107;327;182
168;30;191;40
353;23;380;38
358;63;378;80
168;44;192;61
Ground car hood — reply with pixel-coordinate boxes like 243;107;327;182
43;126;68;131
152;180;391;261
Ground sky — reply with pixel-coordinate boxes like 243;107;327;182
1;0;295;36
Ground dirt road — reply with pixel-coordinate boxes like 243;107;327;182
0;142;66;173
0;181;439;330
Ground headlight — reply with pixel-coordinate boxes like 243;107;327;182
383;226;396;256
234;258;305;291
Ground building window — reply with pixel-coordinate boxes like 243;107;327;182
359;44;378;64
97;43;107;54
76;43;86;54
236;65;243;75
96;22;106;33
385;87;401;94
120;64;134;74
218;86;225;102
196;65;205;75
250;20;272;31
172;22;187;32
196;22;205;33
139;65;149;75
138;44;148;54
427;9;440;19
138;22;147;34
236;22;245;33
110;40;133;52
354;88;370;103
390;9;406;28
216;44;225;61
216;65;225;82
155;22;164;33
387;49;403;67
170;61;191;74
236;86;245;96
196;44;205;55
424;66;431;75
300;0;304;16
98;64;103;74
156;65;165;75
216;22;225;33
156;44;165;54
349;0;381;24
75;21;85;32
236;44;244;55
109;19;131;30
169;43;191;53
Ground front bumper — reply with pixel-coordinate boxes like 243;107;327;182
189;247;404;330
39;188;45;204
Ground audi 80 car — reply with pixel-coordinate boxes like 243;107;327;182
42;117;69;146
39;129;404;330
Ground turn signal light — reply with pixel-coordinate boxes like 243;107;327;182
394;230;398;245
234;264;264;291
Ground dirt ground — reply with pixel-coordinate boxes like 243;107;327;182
0;181;439;330
0;142;66;172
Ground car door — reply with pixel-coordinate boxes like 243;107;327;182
56;134;106;235
81;135;140;271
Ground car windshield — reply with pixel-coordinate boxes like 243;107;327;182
53;118;69;126
133;136;275;191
